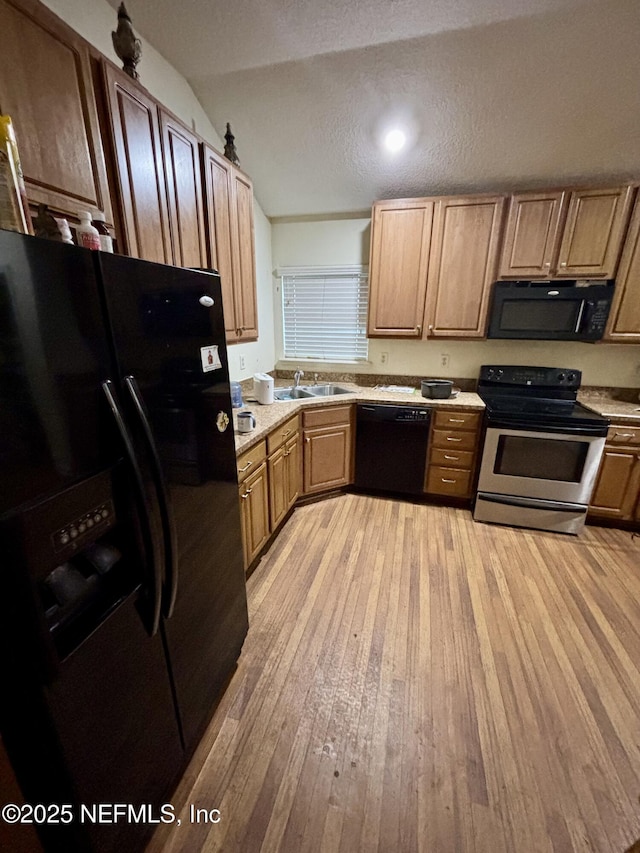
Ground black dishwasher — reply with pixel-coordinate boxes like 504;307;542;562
354;404;431;495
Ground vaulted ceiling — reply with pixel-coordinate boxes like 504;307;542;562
110;0;640;217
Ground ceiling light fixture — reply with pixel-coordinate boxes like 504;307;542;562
384;129;406;153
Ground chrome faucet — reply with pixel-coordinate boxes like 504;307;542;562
293;369;304;387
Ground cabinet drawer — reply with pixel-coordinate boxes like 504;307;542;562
267;414;300;455
433;410;481;431
236;439;267;482
430;447;475;469
303;405;352;429
607;424;640;446
426;466;472;497
431;428;478;452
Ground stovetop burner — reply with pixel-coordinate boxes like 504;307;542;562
477;365;609;435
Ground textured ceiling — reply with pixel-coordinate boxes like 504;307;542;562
111;0;640;218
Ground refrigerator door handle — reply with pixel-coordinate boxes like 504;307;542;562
101;380;163;636
123;375;179;619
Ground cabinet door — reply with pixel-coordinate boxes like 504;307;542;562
159;109;207;268
367;201;433;337
201;144;238;341
268;445;288;531
588;449;640;520
101;62;172;264
230;170;258;341
425;196;505;338
239;462;270;569
0;0;111;221
604;193;640;342
285;432;302;508
499;191;565;278
303;425;351;494
556;186;633;277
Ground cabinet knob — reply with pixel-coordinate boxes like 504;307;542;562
305;437;310;443
545;261;551;267
416;324;422;334
240;488;252;500
560;261;567;267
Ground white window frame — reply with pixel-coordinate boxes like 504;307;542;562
279;265;369;363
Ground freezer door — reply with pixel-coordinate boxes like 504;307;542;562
0;230;116;516
96;254;248;753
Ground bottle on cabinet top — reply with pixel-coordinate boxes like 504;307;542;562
76;211;100;250
91;211;114;253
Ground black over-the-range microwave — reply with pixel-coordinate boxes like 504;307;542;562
486;279;615;341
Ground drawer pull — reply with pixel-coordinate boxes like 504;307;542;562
613;432;635;439
446;436;463;442
282;429;292;437
239;460;254;472
443;454;459;460
448;418;465;424
441;478;457;484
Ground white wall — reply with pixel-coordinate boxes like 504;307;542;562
41;0;276;382
271;215;640;388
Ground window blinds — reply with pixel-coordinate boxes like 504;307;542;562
280;266;369;362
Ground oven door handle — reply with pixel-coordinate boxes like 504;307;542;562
478;494;586;513
485;418;608;436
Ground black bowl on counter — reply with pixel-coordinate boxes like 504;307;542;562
421;379;454;399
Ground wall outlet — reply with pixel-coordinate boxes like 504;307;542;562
239;355;246;371
380;351;389;366
440;353;450;369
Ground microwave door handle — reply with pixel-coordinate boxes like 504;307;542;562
102;380;162;636
123;375;179;620
574;300;586;333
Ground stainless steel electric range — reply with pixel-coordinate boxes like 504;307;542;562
473;365;609;535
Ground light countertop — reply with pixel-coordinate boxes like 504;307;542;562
579;392;640;423
233;382;484;455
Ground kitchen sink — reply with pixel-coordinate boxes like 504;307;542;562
273;386;316;400
273;383;351;401
303;384;351;396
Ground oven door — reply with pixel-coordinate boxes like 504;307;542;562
477;426;606;504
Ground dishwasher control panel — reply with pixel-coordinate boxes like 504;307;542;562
396;408;430;421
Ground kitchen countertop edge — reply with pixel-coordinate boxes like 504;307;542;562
234;385;484;455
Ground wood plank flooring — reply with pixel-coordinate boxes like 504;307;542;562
148;494;640;853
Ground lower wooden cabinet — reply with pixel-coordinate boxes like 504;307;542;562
424;409;482;499
238;461;270;569
588;423;640;521
268;415;301;530
302;405;353;495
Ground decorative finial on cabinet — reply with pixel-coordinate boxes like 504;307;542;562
112;2;142;80
224;123;240;166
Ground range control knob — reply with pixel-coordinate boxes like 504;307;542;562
567;372;577;383
557;372;566;382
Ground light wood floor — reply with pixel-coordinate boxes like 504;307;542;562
148;494;640;853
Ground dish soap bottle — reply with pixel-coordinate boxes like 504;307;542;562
76;211;100;250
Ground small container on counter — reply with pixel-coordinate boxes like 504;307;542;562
76;211;100;250
91;211;114;252
230;381;243;408
237;411;256;433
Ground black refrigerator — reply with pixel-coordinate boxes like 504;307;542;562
0;229;248;852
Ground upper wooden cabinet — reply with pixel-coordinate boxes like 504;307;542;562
0;0;111;222
159;109;207;269
100;62;172;264
498;191;565;277
367;200;433;337
426;195;505;338
499;186;633;279
368;195;504;339
202;145;258;343
603;191;640;342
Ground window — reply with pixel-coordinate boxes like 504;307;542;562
280;266;369;362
